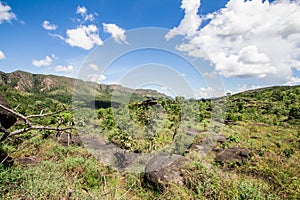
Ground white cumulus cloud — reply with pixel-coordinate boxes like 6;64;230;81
195;87;219;99
76;6;87;15
0;2;16;24
88;74;106;83
32;56;52;67
65;25;103;50
42;20;57;30
54;65;73;73
165;0;201;40
103;23;127;44
0;50;5;59
49;6;101;50
89;63;98;71
76;6;95;22
167;0;300;84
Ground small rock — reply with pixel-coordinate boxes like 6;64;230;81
224;119;234;125
185;128;205;136
213;148;250;166
214;134;227;144
17;156;40;166
144;153;188;188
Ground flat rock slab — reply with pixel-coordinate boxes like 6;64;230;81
185;128;206;136
144;153;189;188
213;148;249;166
80;135;142;171
16;156;40;166
189;133;226;152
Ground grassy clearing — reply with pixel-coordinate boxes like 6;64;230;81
1;130;297;199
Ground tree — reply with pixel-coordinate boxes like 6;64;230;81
288;106;300;120
0;103;74;142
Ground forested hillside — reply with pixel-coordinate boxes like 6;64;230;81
0;70;167;106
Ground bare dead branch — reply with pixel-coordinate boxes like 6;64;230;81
0;154;9;164
8;126;75;137
1;104;67;124
14;104;20;111
0;103;73;142
118;181;137;199
27;106;67;119
0;126;12;142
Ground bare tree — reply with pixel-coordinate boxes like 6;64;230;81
0;103;74;142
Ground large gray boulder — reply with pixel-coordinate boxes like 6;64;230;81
0;94;17;129
144;153;189;188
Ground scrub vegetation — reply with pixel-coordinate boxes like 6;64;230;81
0;71;299;199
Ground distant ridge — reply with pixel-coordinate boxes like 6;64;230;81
0;70;168;106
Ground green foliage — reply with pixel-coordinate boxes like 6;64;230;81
225;85;300;125
108;128;136;150
0;76;300;199
282;148;295;158
288;105;300;120
185;161;221;198
173;131;193;155
227;134;240;143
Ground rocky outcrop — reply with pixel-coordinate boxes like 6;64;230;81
40;78;54;91
144;154;189;188
214;134;227;144
0;94;17;129
7;71;34;91
16;156;40;166
54;132;82;146
213;148;250;166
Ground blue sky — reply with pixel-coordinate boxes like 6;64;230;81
0;0;299;98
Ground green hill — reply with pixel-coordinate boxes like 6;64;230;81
226;85;300;125
0;70;167;112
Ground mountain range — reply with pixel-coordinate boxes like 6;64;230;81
0;70;167;108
